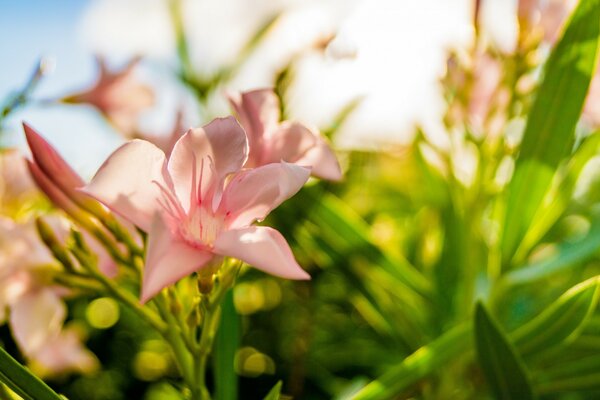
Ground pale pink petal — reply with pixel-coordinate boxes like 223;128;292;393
168;117;248;211
263;122;318;164
10;289;66;357
214;226;310;280
219;162;310;228
296;139;342;181
228;89;280;165
141;214;214;303
267;122;342;181
81;140;170;232
33;328;98;376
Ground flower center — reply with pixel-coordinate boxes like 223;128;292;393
179;206;224;248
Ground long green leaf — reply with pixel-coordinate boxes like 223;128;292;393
213;290;240;400
502;218;600;287
0;346;63;400
512;276;600;357
475;302;536;400
309;192;432;298
349;322;472;400
514;132;600;263
502;0;600;264
263;381;282;400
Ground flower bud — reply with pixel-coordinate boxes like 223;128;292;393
23;123;110;219
35;217;75;273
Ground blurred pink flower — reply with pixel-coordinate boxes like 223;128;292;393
0;149;38;208
518;0;576;44
468;52;503;134
228;89;342;181
63;57;154;136
83;116;310;302
0;217;97;376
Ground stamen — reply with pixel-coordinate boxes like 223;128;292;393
152;180;184;220
189;151;198;213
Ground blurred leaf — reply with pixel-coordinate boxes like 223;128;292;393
535;353;600;383
309;192;432;299
515;132;600;262
0;346;63;400
321;96;364;139
213;290;239;400
501;0;600;264
218;14;280;85
474;302;536;400
349;322;472;400
512;276;600;357
502;218;600;286
263;381;282;400
433;201;471;329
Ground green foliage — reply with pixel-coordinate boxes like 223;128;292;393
0;346;63;400
502;0;600;265
474;302;536;400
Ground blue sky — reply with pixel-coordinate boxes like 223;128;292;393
0;0;123;177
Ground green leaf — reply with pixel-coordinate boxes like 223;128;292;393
263;381;282;400
309;192;432;299
213;290;240;400
474;302;536;400
502;218;600;287
349;322;472;400
0;346;63;400
512;276;600;357
501;0;600;264
514;132;600;262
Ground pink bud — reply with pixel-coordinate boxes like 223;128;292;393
23;123;110;219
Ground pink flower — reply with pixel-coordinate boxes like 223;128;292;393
0;217;97;376
228;89;342;181
82;116;311;302
63;57;154;136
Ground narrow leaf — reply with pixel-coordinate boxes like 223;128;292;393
0;346;63;400
213;290;240;400
263;381;282;400
474;302;536;400
349;322;472;400
503;218;600;286
514;132;600;262
502;0;600;263
512;276;600;357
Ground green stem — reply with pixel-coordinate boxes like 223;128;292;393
72;248;167;333
191;260;241;400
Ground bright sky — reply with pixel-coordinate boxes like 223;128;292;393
0;0;485;176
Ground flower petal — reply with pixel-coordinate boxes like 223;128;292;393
141;214;214;303
228;89;280;165
33;327;99;376
219;162;310;228
81;140;170;232
267;122;342;180
214;226;310;280
168;116;248;211
10;289;66;357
